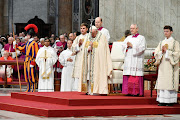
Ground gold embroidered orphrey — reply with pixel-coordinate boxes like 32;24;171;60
40;50;50;79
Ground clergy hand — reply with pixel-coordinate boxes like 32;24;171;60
88;42;93;52
67;58;73;62
127;42;133;48
79;39;83;47
88;46;92;52
90;41;93;47
58;48;63;52
71;52;76;56
162;46;167;53
30;64;34;68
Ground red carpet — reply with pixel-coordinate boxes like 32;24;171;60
0;91;180;117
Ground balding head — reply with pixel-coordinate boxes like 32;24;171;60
3;51;9;59
95;17;103;29
8;37;14;44
95;17;102;22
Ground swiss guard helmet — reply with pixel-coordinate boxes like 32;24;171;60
24;24;38;37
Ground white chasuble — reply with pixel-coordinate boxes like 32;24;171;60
79;32;113;94
36;46;58;92
72;33;88;79
155;37;179;92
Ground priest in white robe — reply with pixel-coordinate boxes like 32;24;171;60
79;26;113;95
95;17;110;43
121;24;146;96
155;25;179;106
72;23;89;91
59;40;75;91
35;38;58;92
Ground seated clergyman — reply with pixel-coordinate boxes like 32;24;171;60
0;51;14;82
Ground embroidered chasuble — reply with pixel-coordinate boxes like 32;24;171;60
155;37;179;92
79;32;113;94
35;46;58;92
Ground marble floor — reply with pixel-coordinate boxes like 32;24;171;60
0;87;180;120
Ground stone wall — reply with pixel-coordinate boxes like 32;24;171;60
99;0;180;48
13;0;48;24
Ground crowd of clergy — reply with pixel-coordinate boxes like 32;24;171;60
0;16;179;106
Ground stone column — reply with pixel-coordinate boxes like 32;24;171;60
58;0;72;35
0;0;4;35
3;0;8;35
0;0;8;35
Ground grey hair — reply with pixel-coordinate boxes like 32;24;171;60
40;38;45;42
89;26;98;31
130;24;138;28
8;37;14;40
60;35;65;38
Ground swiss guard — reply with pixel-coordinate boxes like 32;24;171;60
18;24;39;92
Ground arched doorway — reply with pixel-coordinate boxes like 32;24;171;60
15;16;52;38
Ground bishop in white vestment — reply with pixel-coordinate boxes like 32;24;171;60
155;26;179;106
79;26;113;95
59;40;75;91
35;38;58;92
122;24;146;96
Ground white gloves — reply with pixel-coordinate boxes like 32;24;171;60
30;64;34;68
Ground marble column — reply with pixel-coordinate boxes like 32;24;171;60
58;0;72;35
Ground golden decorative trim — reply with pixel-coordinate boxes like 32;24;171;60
42;77;49;79
82;83;87;92
93;41;98;48
85;41;90;48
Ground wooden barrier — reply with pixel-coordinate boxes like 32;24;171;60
0;59;26;87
